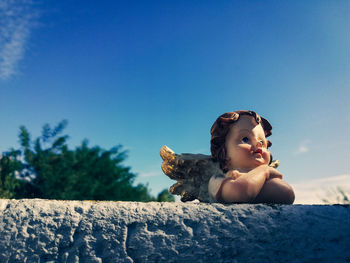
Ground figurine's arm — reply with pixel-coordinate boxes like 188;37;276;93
219;165;283;203
253;178;295;204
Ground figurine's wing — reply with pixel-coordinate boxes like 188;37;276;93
270;160;279;169
160;145;223;202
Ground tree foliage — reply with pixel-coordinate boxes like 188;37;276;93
0;121;174;202
0;151;22;198
157;189;175;202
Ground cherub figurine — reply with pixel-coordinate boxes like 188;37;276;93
160;110;295;204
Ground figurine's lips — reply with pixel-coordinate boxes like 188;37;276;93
254;149;263;154
252;149;263;159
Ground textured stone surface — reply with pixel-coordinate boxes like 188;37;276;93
0;199;349;263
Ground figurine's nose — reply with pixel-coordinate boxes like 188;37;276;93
256;140;263;148
252;139;262;151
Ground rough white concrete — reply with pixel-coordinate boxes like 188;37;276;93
0;199;349;263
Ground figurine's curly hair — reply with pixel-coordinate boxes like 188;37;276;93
210;110;273;173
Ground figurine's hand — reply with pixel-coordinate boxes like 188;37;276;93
252;165;283;180
225;170;243;180
265;166;283;180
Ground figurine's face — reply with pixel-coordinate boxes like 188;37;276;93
225;115;270;171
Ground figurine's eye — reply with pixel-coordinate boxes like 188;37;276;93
241;137;249;144
259;140;265;146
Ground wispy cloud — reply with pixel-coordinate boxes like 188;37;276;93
138;170;163;178
0;0;38;80
290;174;350;204
294;139;311;155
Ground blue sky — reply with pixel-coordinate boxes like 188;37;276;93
1;0;350;202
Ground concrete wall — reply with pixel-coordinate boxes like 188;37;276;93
0;199;349;263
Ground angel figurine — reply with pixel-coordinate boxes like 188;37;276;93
160;110;295;204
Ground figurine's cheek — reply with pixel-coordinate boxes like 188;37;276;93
239;145;252;154
238;144;251;151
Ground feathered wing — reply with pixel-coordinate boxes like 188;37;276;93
160;145;223;202
160;145;281;203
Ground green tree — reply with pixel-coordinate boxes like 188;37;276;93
0;150;23;198
157;189;175;202
0;120;165;201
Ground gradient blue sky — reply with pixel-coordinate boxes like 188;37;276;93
1;0;350;201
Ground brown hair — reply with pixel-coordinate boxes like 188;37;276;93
210;110;273;172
